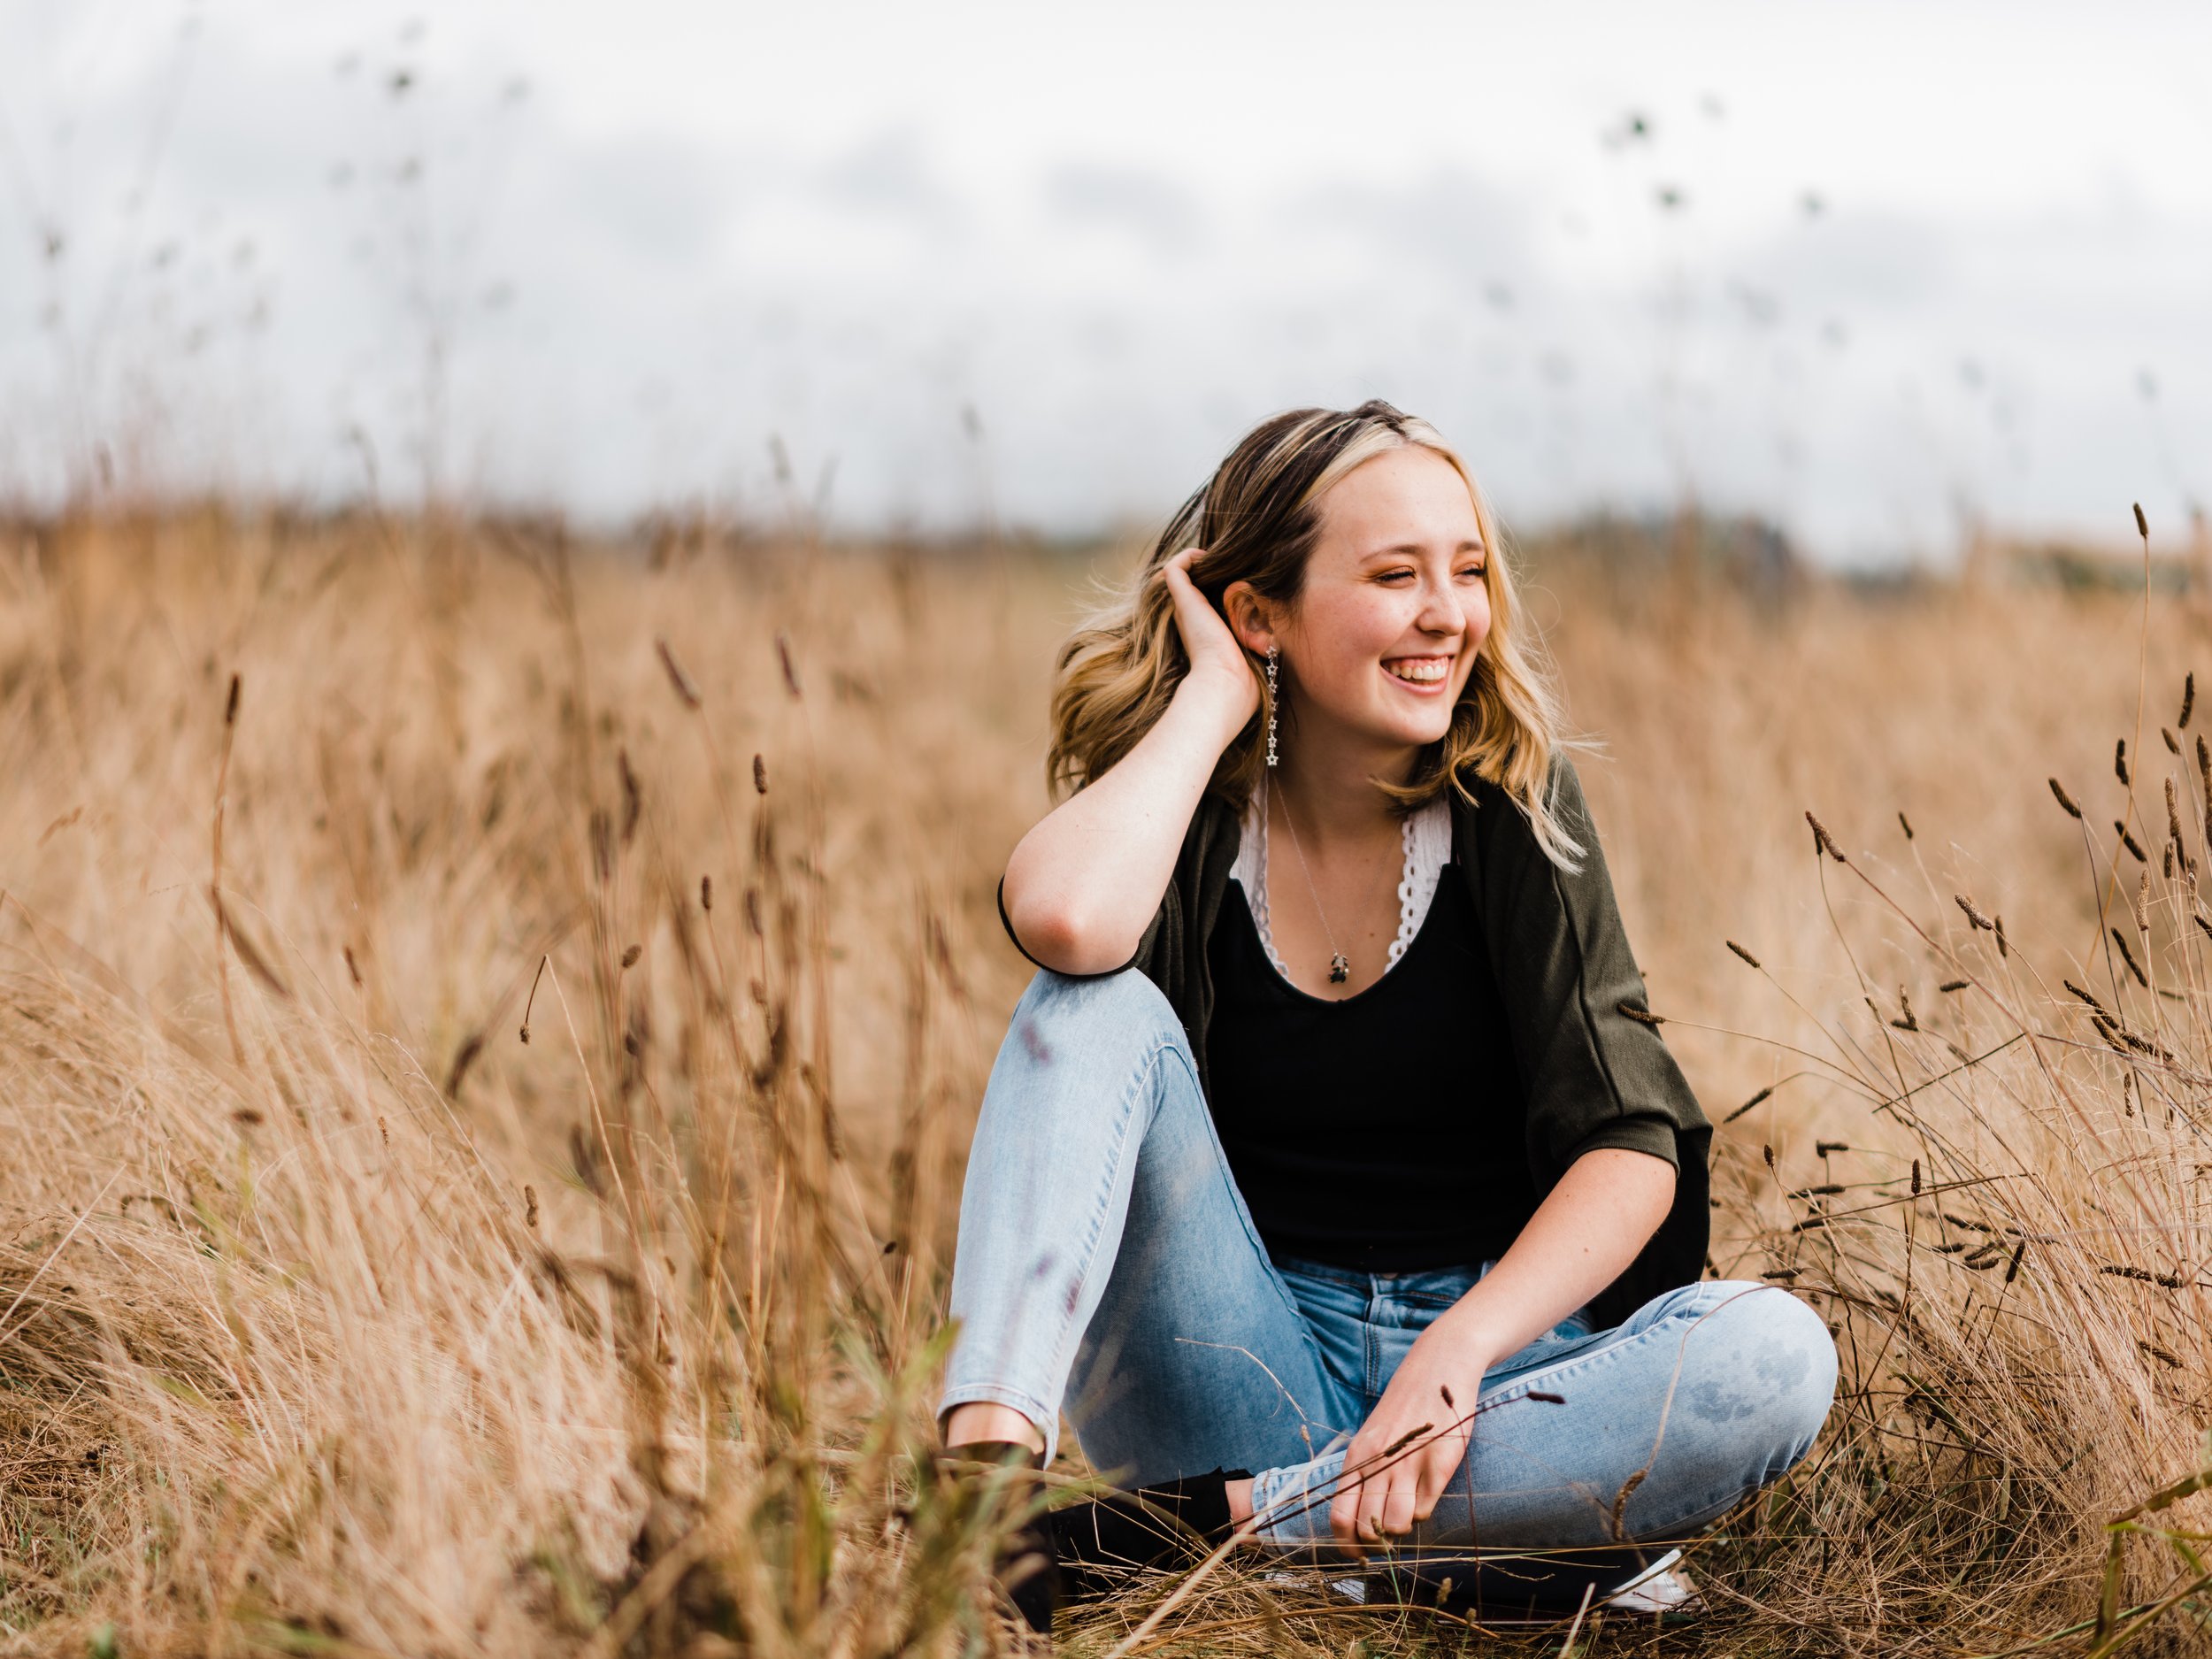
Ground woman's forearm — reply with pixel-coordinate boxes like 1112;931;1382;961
1002;674;1251;974
1433;1147;1677;1368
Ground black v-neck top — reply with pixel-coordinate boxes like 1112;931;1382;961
1202;865;1540;1271
995;752;1714;1329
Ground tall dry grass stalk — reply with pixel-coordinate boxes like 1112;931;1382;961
0;507;2208;1655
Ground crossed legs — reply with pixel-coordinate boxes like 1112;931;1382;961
940;967;1836;1586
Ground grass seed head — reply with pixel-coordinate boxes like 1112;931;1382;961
445;1030;485;1100
519;954;546;1044
2112;927;2151;987
2135;501;2150;540
2049;776;2083;818
1806;810;1845;862
213;891;293;995
1724;1085;1774;1124
2183;671;2196;730
618;749;641;844
655;636;703;709
2117;738;2131;787
1727;939;1763;968
1899;810;1915;841
776;632;803;698
589;809;613;884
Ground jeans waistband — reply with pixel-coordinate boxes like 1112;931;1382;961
1270;1254;1499;1291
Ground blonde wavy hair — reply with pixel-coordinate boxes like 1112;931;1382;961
1047;399;1588;869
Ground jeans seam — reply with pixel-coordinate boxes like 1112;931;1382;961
1038;1033;1175;1416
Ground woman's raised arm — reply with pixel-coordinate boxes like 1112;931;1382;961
1000;547;1258;975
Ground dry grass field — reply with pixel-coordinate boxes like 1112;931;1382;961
4;509;2212;1656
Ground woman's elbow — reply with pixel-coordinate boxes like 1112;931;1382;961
1004;894;1136;977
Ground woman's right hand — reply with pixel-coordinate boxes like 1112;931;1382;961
1158;546;1261;733
1000;545;1263;972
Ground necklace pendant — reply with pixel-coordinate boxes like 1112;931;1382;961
1329;952;1349;984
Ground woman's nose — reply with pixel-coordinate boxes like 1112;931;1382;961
1417;579;1467;635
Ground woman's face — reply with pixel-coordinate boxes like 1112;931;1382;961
1248;445;1491;757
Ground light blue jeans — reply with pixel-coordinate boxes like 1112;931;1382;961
941;968;1837;1592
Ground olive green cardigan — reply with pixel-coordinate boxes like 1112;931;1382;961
1119;752;1712;1328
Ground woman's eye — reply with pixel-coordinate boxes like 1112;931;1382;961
1458;566;1486;580
1378;570;1416;584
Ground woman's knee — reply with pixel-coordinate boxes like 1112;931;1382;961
1679;1283;1838;1475
1000;966;1187;1077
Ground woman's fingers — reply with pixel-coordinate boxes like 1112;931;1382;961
1411;1430;1467;1523
1158;544;1211;610
1327;1462;1369;1554
1379;1467;1419;1539
1329;1424;1467;1554
1329;1438;1407;1553
1156;546;1261;726
1330;1394;1480;1551
1160;548;1226;637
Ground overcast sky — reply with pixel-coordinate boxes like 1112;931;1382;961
1;0;2207;562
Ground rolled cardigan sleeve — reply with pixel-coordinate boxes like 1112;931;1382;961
1475;753;1709;1187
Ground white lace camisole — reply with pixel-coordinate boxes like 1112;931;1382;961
1226;772;1455;985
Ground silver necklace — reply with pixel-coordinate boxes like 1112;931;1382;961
1268;772;1351;985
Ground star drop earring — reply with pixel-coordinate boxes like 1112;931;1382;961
1264;644;1279;768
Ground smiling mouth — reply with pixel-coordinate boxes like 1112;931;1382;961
1384;655;1454;685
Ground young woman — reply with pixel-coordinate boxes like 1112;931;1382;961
935;401;1836;1632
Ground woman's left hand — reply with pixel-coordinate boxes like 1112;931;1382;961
1328;1315;1493;1555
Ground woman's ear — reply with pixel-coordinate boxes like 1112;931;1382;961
1220;580;1275;657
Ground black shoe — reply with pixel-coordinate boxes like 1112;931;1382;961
1049;1467;1248;1601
